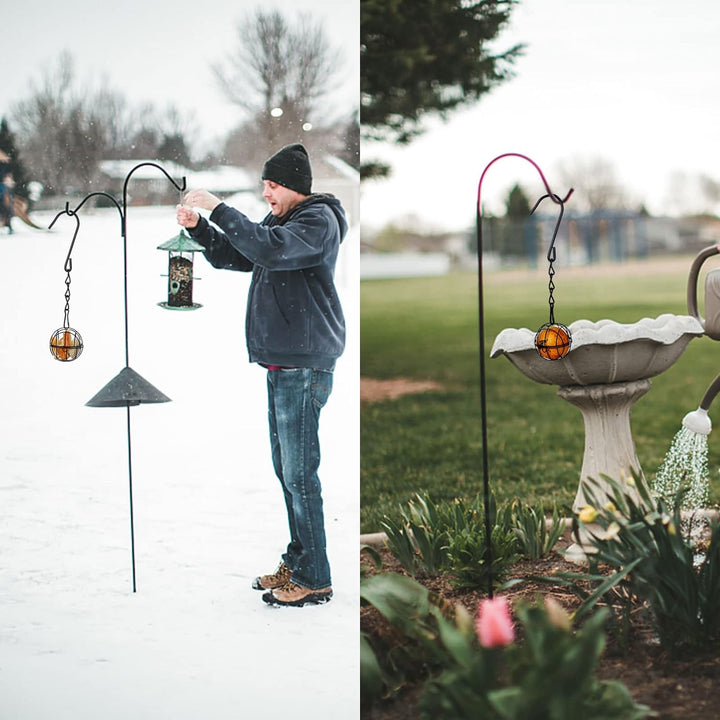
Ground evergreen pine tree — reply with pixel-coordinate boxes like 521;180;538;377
505;183;531;218
361;0;523;152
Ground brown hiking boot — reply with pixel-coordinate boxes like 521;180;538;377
252;561;291;590
262;581;333;607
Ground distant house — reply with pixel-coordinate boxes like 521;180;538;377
312;155;359;227
98;160;255;206
184;165;255;196
98;157;359;226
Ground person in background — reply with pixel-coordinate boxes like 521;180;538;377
176;143;346;607
0;150;14;234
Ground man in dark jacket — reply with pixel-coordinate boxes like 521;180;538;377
176;144;346;607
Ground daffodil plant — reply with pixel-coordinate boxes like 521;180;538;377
569;473;720;650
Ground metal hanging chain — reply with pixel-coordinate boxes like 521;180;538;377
547;252;556;325
530;192;566;325
63;259;72;328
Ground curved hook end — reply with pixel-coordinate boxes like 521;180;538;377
48;205;72;230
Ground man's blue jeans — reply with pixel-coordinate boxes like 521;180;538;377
266;368;333;590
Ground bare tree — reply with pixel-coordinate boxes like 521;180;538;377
698;174;720;212
10;52;199;195
121;103;197;164
556;156;629;212
11;52;82;193
664;171;720;216
214;9;343;167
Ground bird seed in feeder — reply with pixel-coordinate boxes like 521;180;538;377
168;255;194;307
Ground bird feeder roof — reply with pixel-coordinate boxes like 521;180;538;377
157;230;206;252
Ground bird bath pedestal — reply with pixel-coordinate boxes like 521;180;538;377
491;314;704;562
558;378;649;504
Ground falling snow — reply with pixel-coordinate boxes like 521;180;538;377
0;206;359;719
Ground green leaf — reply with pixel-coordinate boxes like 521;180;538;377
360;632;386;705
488;687;523;719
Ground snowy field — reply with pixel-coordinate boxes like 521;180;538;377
0;203;360;719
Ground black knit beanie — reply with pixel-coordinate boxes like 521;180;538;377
261;143;312;195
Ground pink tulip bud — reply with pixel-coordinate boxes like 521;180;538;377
475;596;515;648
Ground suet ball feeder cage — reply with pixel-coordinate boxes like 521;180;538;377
49;327;84;362
535;322;572;360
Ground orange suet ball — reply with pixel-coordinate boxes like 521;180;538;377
535;323;571;360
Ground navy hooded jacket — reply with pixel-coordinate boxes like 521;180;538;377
188;193;347;370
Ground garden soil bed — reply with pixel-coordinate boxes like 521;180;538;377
361;539;720;719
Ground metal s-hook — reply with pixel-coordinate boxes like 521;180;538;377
530;192;565;263
49;207;81;273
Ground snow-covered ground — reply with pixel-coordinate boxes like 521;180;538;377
0;203;360;719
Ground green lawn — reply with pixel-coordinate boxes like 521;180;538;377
361;261;720;533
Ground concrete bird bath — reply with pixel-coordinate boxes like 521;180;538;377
491;313;704;561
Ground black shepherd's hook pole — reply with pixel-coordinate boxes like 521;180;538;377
475;153;573;598
49;164;185;594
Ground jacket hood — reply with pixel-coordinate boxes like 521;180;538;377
266;193;348;242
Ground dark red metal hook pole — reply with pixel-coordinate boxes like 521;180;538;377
477;152;574;214
475;153;572;598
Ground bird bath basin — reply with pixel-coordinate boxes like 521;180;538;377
491;313;704;561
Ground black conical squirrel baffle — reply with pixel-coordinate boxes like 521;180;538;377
86;366;171;407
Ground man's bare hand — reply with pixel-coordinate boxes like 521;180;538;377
183;189;222;212
176;204;200;229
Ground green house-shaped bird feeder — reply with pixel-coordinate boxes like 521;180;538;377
157;229;205;310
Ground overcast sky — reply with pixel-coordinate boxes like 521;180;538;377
362;0;720;231
1;0;358;155
5;1;720;232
